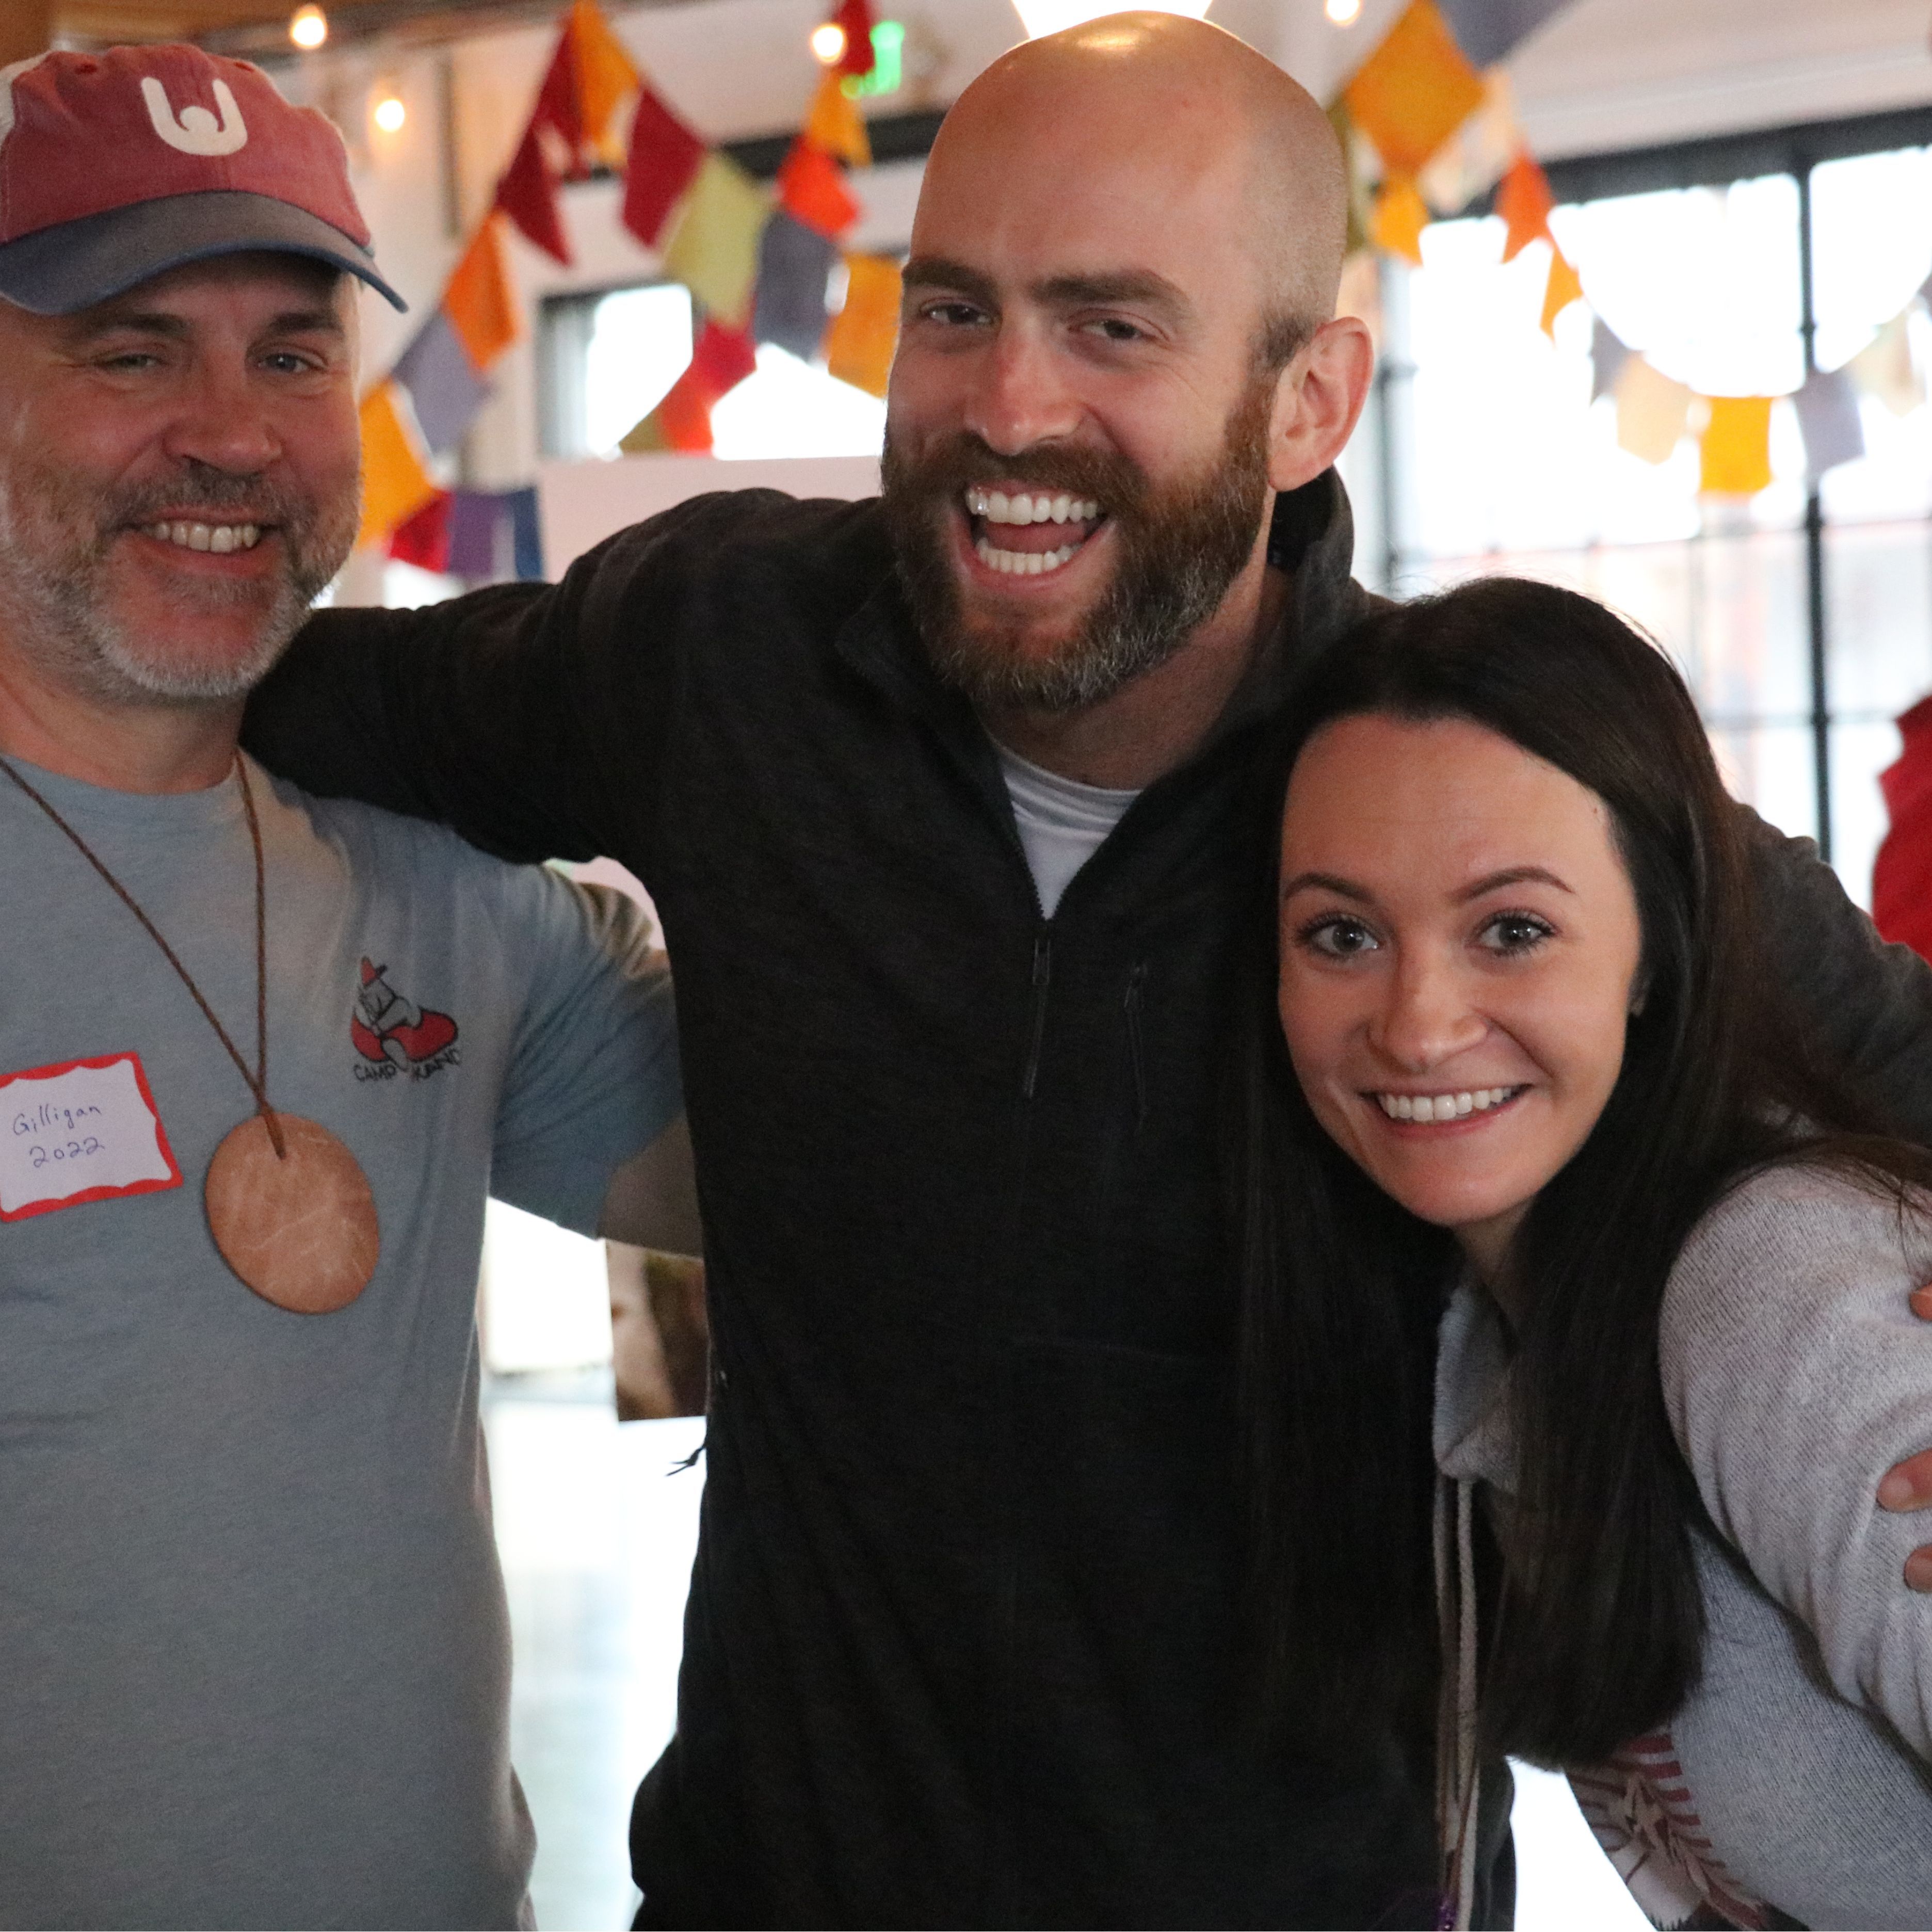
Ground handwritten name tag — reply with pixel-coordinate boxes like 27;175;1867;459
0;1053;182;1222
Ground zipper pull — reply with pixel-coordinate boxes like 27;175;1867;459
1022;936;1053;1099
1123;962;1149;1126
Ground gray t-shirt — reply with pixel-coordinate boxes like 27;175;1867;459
0;754;682;1930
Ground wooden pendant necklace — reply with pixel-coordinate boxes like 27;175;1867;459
0;751;380;1314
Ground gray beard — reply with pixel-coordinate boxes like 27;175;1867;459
882;379;1275;716
0;467;356;709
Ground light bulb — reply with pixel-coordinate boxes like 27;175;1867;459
810;22;847;64
1324;0;1362;21
288;4;328;50
373;92;406;134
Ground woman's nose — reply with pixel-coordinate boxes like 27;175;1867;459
1369;950;1486;1072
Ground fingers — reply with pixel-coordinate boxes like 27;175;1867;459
1911;1283;1932;1322
1908;1548;1932;1592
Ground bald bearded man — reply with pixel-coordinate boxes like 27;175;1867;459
247;17;1932;1926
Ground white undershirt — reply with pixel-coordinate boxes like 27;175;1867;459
993;739;1142;917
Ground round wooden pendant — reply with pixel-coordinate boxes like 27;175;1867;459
204;1113;381;1315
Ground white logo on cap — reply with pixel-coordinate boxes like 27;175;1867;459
140;76;247;157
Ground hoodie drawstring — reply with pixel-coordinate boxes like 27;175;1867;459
1434;1474;1482;1930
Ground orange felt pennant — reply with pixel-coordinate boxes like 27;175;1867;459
1344;1;1485;180
778;138;861;239
1539;244;1583;335
567;0;640;168
442;214;520;371
1495;151;1554;262
825;253;901;397
357;382;439;549
805;69;871;168
1371;176;1430;265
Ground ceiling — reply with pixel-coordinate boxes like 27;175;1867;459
39;0;620;57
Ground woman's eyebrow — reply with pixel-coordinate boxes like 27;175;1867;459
1454;865;1574;902
1281;870;1373;901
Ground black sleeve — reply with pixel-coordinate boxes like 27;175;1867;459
243;490;780;869
1746;802;1932;1141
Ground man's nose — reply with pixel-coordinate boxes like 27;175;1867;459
160;362;282;476
962;323;1082;456
1369;948;1486;1072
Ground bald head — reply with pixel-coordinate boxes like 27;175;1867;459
923;12;1347;364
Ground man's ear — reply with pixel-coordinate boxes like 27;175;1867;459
1267;315;1375;496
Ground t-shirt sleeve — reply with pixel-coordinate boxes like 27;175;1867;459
1661;1166;1932;1761
484;868;682;1235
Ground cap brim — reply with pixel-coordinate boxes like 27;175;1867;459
0;189;407;314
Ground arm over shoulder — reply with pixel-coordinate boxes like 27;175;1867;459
482;867;683;1238
1662;1163;1932;1759
1745;804;1932;1141
244;489;878;872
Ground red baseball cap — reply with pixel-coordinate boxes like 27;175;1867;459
0;43;405;313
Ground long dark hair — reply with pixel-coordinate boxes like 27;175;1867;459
1236;575;1932;1767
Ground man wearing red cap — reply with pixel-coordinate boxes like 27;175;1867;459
0;44;693;1928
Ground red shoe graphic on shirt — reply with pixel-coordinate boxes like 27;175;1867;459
351;958;459;1074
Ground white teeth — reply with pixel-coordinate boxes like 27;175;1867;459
965;489;1104;526
975;537;1079;575
145;521;263;553
1374;1086;1520;1121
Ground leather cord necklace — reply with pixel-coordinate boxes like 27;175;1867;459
0;750;380;1313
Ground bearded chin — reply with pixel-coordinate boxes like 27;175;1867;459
883;382;1275;716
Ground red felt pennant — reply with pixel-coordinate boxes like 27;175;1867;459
623;87;709;249
832;0;875;75
777;137;859;239
495;120;571;264
388;489;454;573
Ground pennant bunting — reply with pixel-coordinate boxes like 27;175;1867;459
1416;69;1520;216
443;216;520;369
825;252;901;397
1495;151;1553;262
1589;315;1631;403
779;137;861;239
1793;365;1865;478
1849;311;1923;417
1614;355;1692;464
831;0;877;77
495;117;571;264
1371;176;1429;265
623;88;708;249
567;0;641;169
357;382;439;550
389;489;453;573
1344;1;1486;181
620;319;758;454
1874;694;1932;961
1437;0;1575;68
661;151;771;329
805;68;872;168
754;211;839;360
1698;395;1774;496
448;489;504;578
1539;244;1582;336
391;310;491;454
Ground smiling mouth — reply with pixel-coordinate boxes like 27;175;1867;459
141;519;267;556
962;486;1106;577
1372;1085;1528;1123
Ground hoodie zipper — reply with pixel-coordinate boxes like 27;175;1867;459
1123;962;1149;1126
1021;935;1053;1099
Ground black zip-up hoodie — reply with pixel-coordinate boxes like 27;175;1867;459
245;471;1932;1929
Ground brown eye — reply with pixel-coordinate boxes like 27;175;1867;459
1303;916;1379;958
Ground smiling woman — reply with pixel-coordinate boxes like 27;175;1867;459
1237;576;1932;1929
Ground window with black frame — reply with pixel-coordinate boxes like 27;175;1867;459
1365;108;1932;907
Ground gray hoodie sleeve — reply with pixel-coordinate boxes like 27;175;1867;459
1661;1165;1932;1763
1745;806;1932;1138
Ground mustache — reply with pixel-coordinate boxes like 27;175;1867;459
105;472;314;534
882;431;1146;513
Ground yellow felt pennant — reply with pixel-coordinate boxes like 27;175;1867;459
805;69;871;168
357;382;439;550
825;253;901;397
442;213;520;372
1539;244;1583;336
568;0;641;167
660;151;771;330
1496;151;1554;263
1416;69;1520;216
1344;1;1485;181
1698;395;1774;496
1613;355;1692;464
1371;176;1429;265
